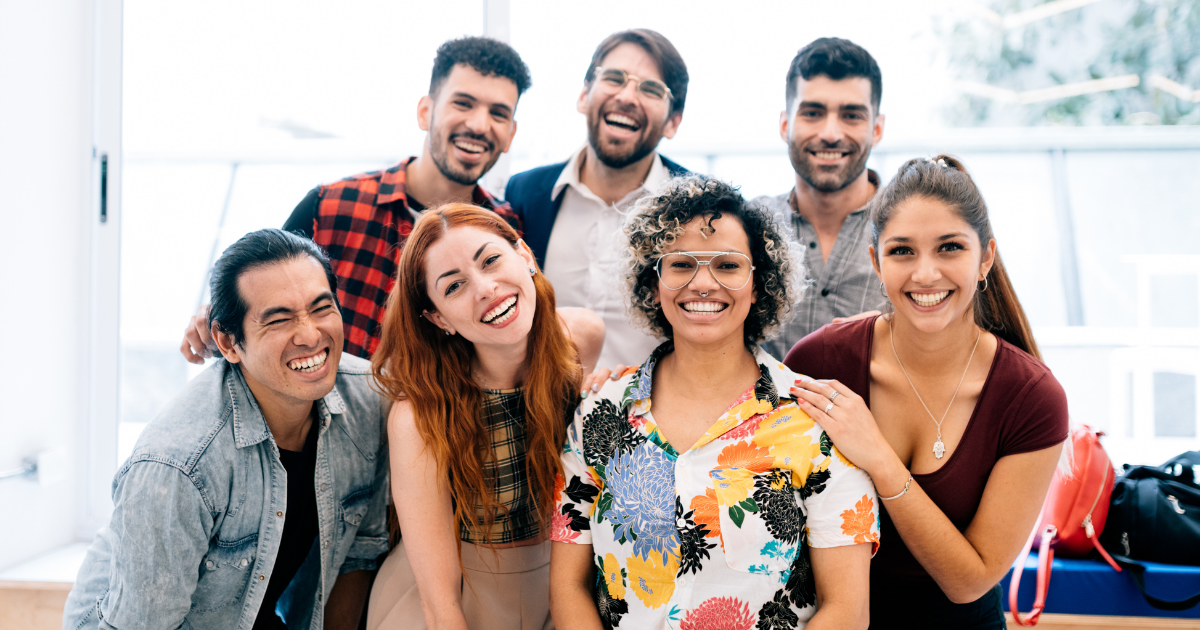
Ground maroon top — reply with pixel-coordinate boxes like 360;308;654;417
783;317;1068;584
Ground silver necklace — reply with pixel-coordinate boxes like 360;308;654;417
888;318;981;460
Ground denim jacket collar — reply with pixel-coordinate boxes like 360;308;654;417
225;362;348;449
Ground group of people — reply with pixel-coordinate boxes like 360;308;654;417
63;30;1070;630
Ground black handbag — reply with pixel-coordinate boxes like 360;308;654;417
1099;451;1200;610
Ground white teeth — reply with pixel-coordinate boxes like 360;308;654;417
681;301;727;313
288;349;328;372
482;296;517;323
605;113;639;129
453;139;485;153
813;151;844;160
909;291;950;307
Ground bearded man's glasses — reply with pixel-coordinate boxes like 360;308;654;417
593;68;673;102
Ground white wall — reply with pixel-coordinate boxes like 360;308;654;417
0;0;95;569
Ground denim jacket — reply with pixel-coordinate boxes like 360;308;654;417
64;354;390;630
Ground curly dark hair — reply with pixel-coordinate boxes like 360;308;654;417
430;36;532;97
623;176;804;350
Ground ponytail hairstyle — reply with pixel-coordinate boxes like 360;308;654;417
371;204;582;549
870;155;1041;360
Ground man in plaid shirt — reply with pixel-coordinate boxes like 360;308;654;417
183;37;530;362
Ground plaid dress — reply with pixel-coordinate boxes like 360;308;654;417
463;388;541;544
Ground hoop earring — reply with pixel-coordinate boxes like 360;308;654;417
879;281;888;298
978;276;989;292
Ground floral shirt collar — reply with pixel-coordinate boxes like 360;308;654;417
620;341;790;454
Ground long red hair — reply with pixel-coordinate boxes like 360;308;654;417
372;204;581;546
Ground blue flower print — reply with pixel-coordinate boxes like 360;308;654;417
603;441;679;563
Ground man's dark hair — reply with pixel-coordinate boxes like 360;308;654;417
208;229;340;348
429;36;532;98
786;37;882;114
585;29;688;117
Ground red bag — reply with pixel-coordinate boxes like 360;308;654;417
1009;425;1122;626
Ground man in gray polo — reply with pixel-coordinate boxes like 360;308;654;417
758;37;889;360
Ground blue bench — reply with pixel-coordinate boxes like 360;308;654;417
1002;553;1200;618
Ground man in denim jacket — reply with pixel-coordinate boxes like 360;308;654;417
64;229;390;630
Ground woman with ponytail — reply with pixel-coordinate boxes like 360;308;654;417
366;204;602;630
783;156;1068;629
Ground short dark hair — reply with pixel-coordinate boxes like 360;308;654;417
585;29;689;117
208;229;340;348
786;37;882;114
429;36;532;98
623;176;804;350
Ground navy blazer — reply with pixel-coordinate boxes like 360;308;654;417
504;155;690;268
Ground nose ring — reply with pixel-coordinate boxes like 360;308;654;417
699;291;709;297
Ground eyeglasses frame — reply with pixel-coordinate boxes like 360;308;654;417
592;67;674;102
654;250;756;291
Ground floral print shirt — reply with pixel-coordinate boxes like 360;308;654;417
552;343;880;630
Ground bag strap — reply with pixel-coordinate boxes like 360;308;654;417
1010;524;1057;626
1111;554;1200;611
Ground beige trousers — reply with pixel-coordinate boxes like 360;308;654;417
366;539;554;630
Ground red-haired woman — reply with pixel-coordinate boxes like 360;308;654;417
366;204;603;630
786;156;1069;629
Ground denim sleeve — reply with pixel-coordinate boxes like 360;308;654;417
340;438;389;574
99;461;214;630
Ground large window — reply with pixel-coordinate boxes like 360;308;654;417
119;1;1200;469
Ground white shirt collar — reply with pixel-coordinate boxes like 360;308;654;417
551;145;669;203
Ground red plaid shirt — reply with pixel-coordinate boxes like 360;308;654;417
294;158;519;359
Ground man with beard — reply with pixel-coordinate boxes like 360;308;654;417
758;38;889;360
182;37;530;362
504;29;690;369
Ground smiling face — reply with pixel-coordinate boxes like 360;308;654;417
420;64;520;186
421;225;538;350
871;196;996;333
578;43;681;169
656;214;757;348
215;255;344;411
781;74;884;193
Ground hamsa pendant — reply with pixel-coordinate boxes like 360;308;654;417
933;440;946;459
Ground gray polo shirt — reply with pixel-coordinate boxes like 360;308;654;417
755;169;888;360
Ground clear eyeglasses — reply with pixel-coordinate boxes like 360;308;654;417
655;251;755;291
593;67;673;102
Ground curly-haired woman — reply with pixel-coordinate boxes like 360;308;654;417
785;156;1069;629
550;176;879;630
366;205;603;630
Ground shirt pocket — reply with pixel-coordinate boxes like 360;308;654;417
191;533;257;613
710;467;802;574
339;485;373;537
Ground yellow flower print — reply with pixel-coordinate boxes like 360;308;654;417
765;433;821;482
752;407;815;451
602;553;626;599
626;552;678;608
710;467;756;506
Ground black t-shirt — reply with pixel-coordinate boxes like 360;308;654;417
253;421;320;630
281;186;425;240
